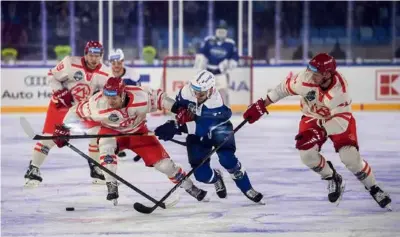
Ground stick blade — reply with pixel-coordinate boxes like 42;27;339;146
133;202;154;214
20;117;36;139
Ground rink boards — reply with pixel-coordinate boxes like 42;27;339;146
1;65;400;113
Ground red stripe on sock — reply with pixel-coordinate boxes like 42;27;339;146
34;148;42;153
361;161;369;172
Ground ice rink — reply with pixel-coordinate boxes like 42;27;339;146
1;112;399;237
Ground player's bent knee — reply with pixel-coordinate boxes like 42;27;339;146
98;138;117;154
338;146;363;173
218;151;238;170
153;158;178;176
299;147;321;169
99;137;117;147
333;139;358;153
193;167;214;183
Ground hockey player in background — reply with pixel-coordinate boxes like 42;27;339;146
243;53;392;210
194;20;239;107
108;48;141;160
154;70;264;204
53;77;209;204
24;41;110;187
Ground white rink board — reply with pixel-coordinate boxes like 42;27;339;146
1;66;400;109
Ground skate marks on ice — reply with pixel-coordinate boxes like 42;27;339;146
1;113;400;237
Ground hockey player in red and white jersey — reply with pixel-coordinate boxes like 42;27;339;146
53;77;209;204
243;53;392;210
24;41;111;187
108;48;141;160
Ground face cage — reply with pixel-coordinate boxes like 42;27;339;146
215;29;228;40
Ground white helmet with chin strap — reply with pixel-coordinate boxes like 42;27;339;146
190;70;216;98
108;48;125;62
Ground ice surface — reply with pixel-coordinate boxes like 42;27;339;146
1;112;399;237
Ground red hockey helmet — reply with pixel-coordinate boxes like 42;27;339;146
103;77;125;97
308;53;336;74
84;41;104;55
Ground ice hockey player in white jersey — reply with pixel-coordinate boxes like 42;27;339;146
24;41;111;187
108;48;141;160
52;77;209;204
243;53;391;210
194;20;239;106
154;70;264;204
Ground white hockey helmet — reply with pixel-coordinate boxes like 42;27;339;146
108;48;125;62
190;70;216;98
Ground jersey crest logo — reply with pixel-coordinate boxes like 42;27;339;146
210;47;228;58
70;84;91;102
73;71;84;81
305;90;316;101
108;113;119;122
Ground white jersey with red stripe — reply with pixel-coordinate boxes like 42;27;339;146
64;86;174;133
267;69;352;135
48;56;111;104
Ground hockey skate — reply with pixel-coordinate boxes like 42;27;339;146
185;185;209;202
24;161;43;188
324;161;345;205
90;165;105;184
244;188;265;205
106;181;119;206
214;169;227;198
368;185;392;211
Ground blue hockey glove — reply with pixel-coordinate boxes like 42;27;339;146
155;120;182;141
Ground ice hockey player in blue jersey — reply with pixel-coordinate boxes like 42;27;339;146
108;48;141;160
154;70;264;204
194;20;239;107
109;48;141;87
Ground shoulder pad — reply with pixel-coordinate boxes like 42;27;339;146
204;91;224;109
179;85;194;101
225;38;236;45
204;36;216;42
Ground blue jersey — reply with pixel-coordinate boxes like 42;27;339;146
198;36;239;75
175;85;232;137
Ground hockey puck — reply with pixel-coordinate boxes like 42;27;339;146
65;207;75;211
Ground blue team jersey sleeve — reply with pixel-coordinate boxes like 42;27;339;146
225;38;239;61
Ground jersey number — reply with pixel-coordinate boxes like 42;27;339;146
56;62;65;71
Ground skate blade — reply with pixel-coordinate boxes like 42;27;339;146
334;180;346;207
92;179;106;185
201;196;211;203
24;179;40;188
384;204;393;212
257;200;266;205
113;199;118;206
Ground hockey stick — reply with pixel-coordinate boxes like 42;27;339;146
29;132;154;140
20;117;178;209
133;119;249;214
